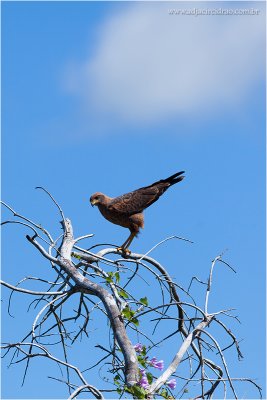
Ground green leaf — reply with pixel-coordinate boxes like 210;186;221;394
114;374;121;386
121;305;138;326
141;346;147;356
105;276;113;283
119;289;129;299
124;386;134;394
122;307;132;320
137;355;147;368
129;309;136;317
161;388;169;399
132;385;147;399
131;317;139;326
71;252;81;259
139;297;148;306
146;372;153;384
114;271;120;283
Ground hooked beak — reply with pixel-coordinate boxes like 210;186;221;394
90;199;98;207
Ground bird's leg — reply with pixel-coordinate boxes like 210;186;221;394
125;232;136;249
117;232;136;254
116;235;131;253
117;237;132;254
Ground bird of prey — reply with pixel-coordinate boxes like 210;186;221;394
90;171;185;253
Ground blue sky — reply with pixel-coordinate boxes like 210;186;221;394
1;1;266;399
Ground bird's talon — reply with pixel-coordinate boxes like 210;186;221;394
117;247;131;255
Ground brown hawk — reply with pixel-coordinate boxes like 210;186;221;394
90;171;185;253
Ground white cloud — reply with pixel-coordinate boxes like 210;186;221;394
66;3;265;126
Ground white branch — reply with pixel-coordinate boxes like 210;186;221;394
68;384;104;400
204;256;221;314
149;316;213;395
32;293;69;340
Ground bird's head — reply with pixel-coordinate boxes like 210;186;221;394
90;192;105;207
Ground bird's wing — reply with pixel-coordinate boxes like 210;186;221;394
107;171;184;215
108;172;185;215
108;183;170;215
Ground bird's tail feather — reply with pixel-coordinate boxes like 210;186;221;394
164;171;185;185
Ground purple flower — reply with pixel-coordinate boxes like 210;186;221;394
149;357;164;371
138;369;150;389
167;378;176;390
134;343;143;353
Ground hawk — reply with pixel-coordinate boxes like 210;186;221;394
90;171;185;253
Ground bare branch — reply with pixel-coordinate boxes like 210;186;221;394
136;235;193;262
68;384;104;399
1;200;54;242
35;186;65;225
74;234;94;244
0;280;64;296
198;328;238;399
205;256;221;315
1;342;102;398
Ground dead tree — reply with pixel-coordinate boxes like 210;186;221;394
1;189;262;399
